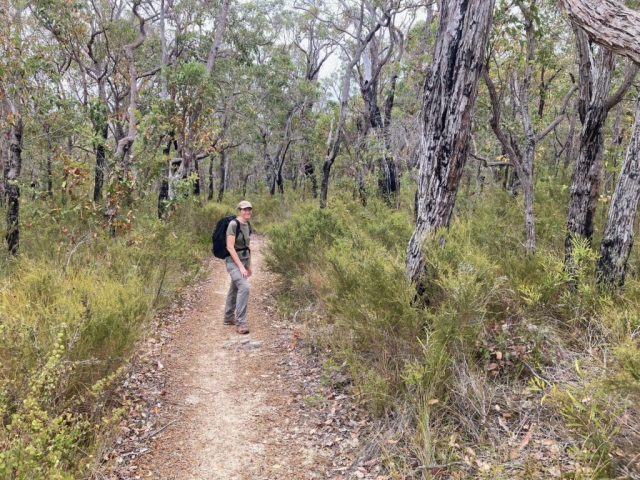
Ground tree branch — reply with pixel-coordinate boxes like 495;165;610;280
558;0;640;65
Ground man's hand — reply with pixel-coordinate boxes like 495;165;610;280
240;266;249;279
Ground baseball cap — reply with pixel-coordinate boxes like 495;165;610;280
237;200;253;209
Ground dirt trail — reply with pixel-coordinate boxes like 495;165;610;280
108;239;384;480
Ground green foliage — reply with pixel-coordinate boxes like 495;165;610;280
266;178;640;476
0;199;208;478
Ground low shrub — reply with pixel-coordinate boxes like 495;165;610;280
0;198;208;478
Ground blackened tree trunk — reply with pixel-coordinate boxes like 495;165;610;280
565;27;638;268
405;0;495;285
596;95;640;287
158;137;172;219
93;123;108;202
379;74;399;204
6;117;23;255
304;160;318;198
217;148;227;203
45;124;53;199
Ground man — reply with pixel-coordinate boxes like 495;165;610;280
223;200;253;334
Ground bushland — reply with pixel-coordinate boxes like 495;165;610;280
0;196;230;478
264;177;640;479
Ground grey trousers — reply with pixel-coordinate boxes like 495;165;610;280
224;257;250;326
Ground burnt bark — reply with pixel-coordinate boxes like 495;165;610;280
405;0;496;285
6;118;23;255
565;40;615;261
93;123;108;202
158;137;172;219
596;95;640;287
565;29;638;268
217;148;227;203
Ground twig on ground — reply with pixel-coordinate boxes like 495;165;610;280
416;461;464;470
145;420;179;440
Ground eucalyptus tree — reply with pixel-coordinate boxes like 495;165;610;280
297;0;401;208
556;0;640;286
289;4;335;198
482;0;576;255
405;0;495;285
564;28;638;269
1;1;31;254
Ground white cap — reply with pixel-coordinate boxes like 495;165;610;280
237;200;253;209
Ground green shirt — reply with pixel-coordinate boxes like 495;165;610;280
226;219;251;260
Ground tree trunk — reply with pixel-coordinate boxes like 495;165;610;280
158;138;172;219
320;9;391;208
596;95;640;287
406;0;496;285
561;101;579;178
605;100;624;194
45;124;53;199
0;129;6;202
6;118;23;255
217;148;227;203
208;155;215;201
565;32;637;268
93;123;108;202
379;74;400;202
557;0;640;65
304;160;318;198
565;38;615;262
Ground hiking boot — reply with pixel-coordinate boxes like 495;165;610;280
236;324;250;334
223;318;237;326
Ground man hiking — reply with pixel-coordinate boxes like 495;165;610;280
223;200;253;334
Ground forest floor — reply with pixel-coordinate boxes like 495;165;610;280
100;238;387;480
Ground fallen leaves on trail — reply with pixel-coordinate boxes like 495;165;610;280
99;279;206;479
99;255;385;480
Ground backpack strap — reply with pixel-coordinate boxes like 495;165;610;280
231;219;250;251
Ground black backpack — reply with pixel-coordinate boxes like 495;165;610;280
211;216;252;259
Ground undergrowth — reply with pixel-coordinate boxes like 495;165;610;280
265;183;640;479
0;196;232;478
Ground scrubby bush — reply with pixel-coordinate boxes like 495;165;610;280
266;182;640;478
0;197;211;478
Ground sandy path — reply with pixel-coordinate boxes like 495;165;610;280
108;238;383;480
